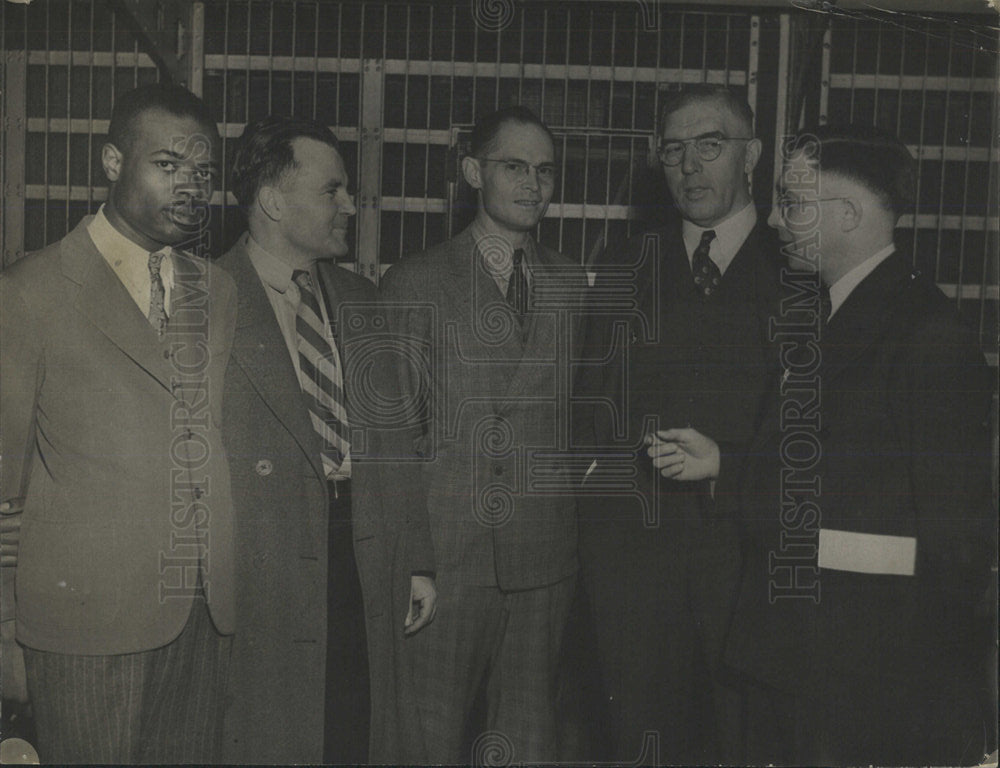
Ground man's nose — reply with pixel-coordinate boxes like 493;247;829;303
680;142;701;174
767;205;780;229
341;192;357;216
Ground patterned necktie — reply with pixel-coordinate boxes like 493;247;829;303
293;270;350;477
506;248;529;321
147;248;168;337
691;229;720;298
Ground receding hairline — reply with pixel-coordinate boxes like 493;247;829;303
477;117;556;157
660;92;754;138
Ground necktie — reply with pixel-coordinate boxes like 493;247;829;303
691;230;720;298
506;248;529;321
293;270;350;477
147;249;168;337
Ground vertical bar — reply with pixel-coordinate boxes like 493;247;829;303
955;26;979;313
87;0;96;214
818;25;831;124
772;13;791;211
933;24;956;283
910;17;933;267
42;0;51;242
2;28;27;266
422;2;434;251
980;28;1000;355
400;4;411;262
187;2;205;97
66;0;73;231
267;2;274;114
358;56;383;282
849;18;859;121
747;15;760;134
311;2;319;119
723;15;732;86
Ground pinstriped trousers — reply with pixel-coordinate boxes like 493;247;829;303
21;597;231;765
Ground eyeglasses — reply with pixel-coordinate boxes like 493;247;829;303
478;158;558;185
656;134;753;166
776;193;852;219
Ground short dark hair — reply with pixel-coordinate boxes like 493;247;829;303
468;106;555;158
107;83;218;153
230;115;342;213
659;84;755;138
792;123;916;219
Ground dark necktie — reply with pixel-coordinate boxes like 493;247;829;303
691;229;720;298
506;247;529;321
293;270;350;477
147;248;168;337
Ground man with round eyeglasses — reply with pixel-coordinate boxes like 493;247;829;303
575;84;783;764
380;106;586;763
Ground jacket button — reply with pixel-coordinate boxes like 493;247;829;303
493;464;504;476
255;459;273;477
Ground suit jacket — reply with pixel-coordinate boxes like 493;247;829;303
218;235;433;764
0;217;237;655
576;219;783;543
724;251;995;700
379;226;587;590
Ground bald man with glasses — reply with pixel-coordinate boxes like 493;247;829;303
575;85;783;764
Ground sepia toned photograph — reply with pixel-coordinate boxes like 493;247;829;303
1;0;997;765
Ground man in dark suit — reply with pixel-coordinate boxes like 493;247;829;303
575;85;782;764
650;124;996;765
379;106;587;763
219;115;436;764
0;83;237;763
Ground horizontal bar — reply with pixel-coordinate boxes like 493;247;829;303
27;50;157;68
830;73;997;93
203;54;746;86
205;54;361;73
939;283;1000;301
23;187;999;233
29;121;989;163
899;213;999;231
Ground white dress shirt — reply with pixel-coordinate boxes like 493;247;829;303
681;200;758;277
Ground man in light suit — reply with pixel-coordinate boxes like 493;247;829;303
380;106;587;764
0;83;237;763
651;124;996;765
219;115;436;764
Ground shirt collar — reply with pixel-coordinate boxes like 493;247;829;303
828;243;896;320
469;221;537;274
88;204;161;267
246;233;299;295
681;200;757;275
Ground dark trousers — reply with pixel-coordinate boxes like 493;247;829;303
580;510;742;766
743;667;990;766
22;597;231;765
323;479;371;764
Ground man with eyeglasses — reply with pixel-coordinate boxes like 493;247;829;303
645;124;995;765
575;84;783;763
380;106;586;763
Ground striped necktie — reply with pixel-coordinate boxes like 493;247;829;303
293;270;350;477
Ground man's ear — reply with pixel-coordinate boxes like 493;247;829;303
744;138;763;176
257;185;283;222
101;142;123;183
840;197;863;232
461;156;484;190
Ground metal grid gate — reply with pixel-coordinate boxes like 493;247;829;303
2;0;996;365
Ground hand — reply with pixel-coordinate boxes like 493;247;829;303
645;428;720;481
403;575;437;636
0;498;24;568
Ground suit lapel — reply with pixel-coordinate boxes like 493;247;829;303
821;251;912;381
222;239;325;484
61;218;176;394
498;242;585;407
